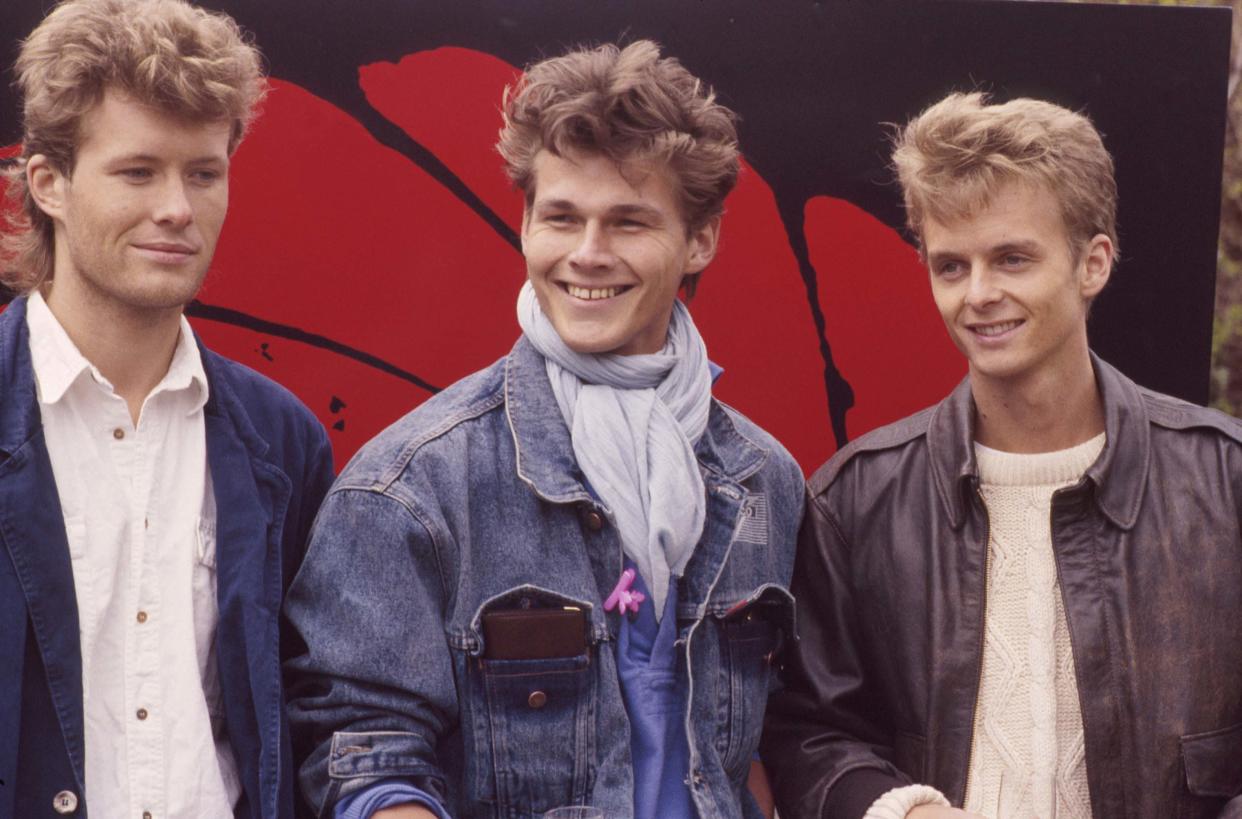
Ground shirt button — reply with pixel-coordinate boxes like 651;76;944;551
136;708;148;720
143;812;153;819
582;509;605;532
52;789;78;813
112;428;125;440
136;611;148;624
527;690;548;709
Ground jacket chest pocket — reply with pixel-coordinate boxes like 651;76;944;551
714;598;788;784
463;588;599;817
1179;722;1242;819
473;653;596;816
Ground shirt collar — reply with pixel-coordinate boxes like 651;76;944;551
26;290;209;414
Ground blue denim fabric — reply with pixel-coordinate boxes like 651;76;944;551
286;336;803;819
0;297;336;819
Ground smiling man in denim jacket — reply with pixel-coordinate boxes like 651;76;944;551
285;40;804;819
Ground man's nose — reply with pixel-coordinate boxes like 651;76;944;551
965;266;1002;309
567;222;614;270
152;177;194;227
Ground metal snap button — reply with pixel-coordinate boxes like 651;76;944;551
528;690;548;709
583;509;604;532
52;790;78;814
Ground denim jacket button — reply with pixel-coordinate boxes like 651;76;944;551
582;509;605;532
528;690;548;709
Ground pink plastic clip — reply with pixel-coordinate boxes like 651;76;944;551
603;568;646;616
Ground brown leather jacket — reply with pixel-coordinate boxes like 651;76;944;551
761;356;1242;819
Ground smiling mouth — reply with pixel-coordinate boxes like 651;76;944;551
970;319;1024;337
562;283;632;300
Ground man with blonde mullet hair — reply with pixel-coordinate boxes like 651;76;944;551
0;1;333;817
762;91;1242;818
286;39;802;819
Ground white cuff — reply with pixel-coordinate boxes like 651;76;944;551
863;783;951;819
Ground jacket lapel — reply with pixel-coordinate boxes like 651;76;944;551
201;347;292;819
0;298;86;791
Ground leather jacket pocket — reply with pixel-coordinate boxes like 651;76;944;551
1183;722;1242;796
469;589;597;816
716;587;793;783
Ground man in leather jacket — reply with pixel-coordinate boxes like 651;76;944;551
761;92;1242;819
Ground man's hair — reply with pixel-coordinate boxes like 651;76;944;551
1;0;266;293
891;91;1118;264
498;40;740;293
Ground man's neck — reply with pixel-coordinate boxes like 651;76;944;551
42;279;183;425
970;353;1105;454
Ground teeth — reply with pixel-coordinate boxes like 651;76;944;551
975;320;1022;337
567;285;621;300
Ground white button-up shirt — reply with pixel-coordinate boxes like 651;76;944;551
27;292;240;819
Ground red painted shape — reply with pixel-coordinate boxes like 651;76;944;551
3;52;959;477
202;77;526;466
694;163;836;474
803;196;965;442
359;48;525;233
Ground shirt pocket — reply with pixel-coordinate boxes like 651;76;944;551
464;588;599;816
192;516;224;729
63;517;96;680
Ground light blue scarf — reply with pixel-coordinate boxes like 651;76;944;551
517;282;711;619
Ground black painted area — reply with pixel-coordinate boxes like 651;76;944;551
1;0;1228;416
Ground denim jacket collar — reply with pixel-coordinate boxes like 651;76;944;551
504;335;769;504
928;351;1150;531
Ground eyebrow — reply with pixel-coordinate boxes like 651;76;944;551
532;199;667;221
106;153;227;166
927;239;1044;265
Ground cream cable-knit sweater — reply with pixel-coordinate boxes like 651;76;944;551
866;433;1104;819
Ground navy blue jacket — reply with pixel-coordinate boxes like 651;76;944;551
0;297;335;818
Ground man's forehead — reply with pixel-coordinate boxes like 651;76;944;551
76;86;232;157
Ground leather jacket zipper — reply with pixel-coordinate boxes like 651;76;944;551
960;485;991;807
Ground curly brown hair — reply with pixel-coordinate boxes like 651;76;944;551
497;40;740;295
1;0;266;293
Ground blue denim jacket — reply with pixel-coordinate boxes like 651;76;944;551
0;297;335;819
286;336;803;819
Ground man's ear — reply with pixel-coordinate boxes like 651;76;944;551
27;154;68;222
685;215;721;276
1079;233;1113;300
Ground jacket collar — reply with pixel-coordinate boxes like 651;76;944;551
503;335;768;503
928;352;1149;531
0;298;44;461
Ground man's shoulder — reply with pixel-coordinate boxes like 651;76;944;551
1138;385;1242;445
335;355;509;488
200;345;323;434
807;403;939;497
712;400;802;478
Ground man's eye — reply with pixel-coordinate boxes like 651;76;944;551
120;168;153;180
937;261;964;277
191;169;222;184
618;219;647;229
1001;254;1029;268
